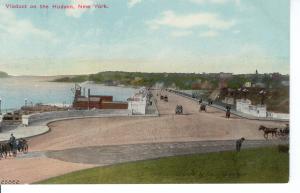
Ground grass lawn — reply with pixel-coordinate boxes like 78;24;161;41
40;146;289;184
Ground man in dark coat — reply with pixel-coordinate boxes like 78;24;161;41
9;133;16;149
236;137;245;152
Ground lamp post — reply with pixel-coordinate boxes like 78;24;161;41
0;98;2;115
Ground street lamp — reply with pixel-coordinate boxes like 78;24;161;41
0;98;2;115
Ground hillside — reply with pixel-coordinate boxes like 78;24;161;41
0;71;9;78
53;71;289;113
53;71;216;90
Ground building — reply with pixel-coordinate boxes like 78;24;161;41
72;85;128;110
281;80;289;86
236;99;289;120
252;82;266;88
127;87;149;115
244;82;252;88
222;97;234;105
219;72;233;79
236;99;267;117
218;79;228;89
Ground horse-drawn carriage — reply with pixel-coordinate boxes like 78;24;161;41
199;104;206;112
164;95;168;102
258;124;289;139
277;124;289;138
175;105;183;115
0;138;28;159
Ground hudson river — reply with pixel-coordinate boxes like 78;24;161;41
0;76;138;111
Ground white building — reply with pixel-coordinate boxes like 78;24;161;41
236;99;289;120
244;82;252;88
222;97;234;105
127;87;148;115
236;99;267;117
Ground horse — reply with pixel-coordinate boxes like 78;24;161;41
259;125;278;139
199;104;206;112
0;143;6;159
0;142;15;158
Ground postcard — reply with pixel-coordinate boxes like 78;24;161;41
0;0;290;187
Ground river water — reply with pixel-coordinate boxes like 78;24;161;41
0;77;138;112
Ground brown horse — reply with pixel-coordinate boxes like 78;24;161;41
0;142;15;158
259;125;278;139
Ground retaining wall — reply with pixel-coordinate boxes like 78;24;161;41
22;109;131;126
267;112;290;120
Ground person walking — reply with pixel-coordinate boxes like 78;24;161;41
236;137;245;152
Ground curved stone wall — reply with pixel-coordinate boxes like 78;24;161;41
22;109;131;126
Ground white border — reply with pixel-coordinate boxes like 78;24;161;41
2;0;300;192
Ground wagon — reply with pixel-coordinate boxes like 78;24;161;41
175;105;183;115
164;96;168;102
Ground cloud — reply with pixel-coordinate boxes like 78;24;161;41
0;8;54;40
232;30;241;34
171;30;193;37
189;0;240;5
148;10;235;30
199;30;219;37
128;0;142;8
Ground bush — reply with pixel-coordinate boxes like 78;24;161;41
278;145;289;153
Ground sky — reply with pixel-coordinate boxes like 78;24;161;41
0;0;290;75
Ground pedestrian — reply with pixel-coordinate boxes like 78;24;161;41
236;137;245;152
226;109;231;119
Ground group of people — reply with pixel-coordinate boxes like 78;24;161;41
9;134;28;153
0;134;28;158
